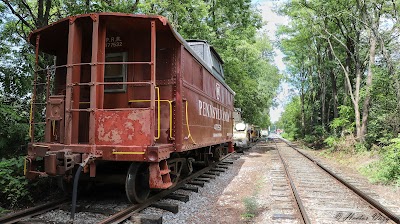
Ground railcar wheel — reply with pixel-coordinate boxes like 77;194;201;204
125;162;150;204
181;158;194;176
213;145;225;161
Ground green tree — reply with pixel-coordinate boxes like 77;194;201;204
138;0;280;125
0;0;281;152
277;96;301;140
278;0;400;145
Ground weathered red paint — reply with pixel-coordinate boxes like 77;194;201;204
65;20;82;144
178;47;234;152
45;95;65;143
149;160;172;189
228;141;234;153
95;109;152;146
26;13;234;191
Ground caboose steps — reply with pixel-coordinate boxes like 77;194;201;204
149;160;172;189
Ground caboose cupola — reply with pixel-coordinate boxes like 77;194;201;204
187;40;225;81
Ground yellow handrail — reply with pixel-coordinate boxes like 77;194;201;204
185;101;196;145
23;157;27;176
168;100;172;139
112;151;145;155
128;98;173;139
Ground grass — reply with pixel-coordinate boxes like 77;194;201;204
301;139;400;187
241;179;263;219
359;145;400;186
242;196;258;219
297;135;400;189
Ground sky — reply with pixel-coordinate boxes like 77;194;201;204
253;0;290;123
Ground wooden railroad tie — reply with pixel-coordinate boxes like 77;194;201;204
180;185;199;192
211;168;226;172
151;202;179;214
200;174;216;179
167;193;190;202
216;165;229;169
205;171;220;176
188;181;205;187
195;177;211;182
130;214;163;223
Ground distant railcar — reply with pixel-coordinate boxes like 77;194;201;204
260;129;269;139
250;125;261;142
232;108;249;148
25;13;235;203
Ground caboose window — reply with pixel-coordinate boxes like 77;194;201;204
104;52;127;92
190;43;205;60
211;52;223;78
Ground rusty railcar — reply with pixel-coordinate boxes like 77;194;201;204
25;13;235;203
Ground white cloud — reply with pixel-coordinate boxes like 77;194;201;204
256;0;290;41
273;48;286;72
253;0;289;72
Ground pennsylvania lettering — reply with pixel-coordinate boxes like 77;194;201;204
198;100;230;122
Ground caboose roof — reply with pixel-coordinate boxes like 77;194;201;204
28;13;234;95
187;39;224;64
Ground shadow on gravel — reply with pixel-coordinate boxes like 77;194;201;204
236;142;278;159
60;183;129;215
205;155;247;224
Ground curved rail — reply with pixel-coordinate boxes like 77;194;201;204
277;137;400;223
98;152;236;224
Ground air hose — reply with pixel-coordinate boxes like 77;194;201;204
70;165;83;220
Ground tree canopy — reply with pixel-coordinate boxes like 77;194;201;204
0;0;281;156
277;0;400;147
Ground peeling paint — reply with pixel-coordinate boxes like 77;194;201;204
128;111;146;127
125;121;135;131
95;110;152;146
125;122;135;141
110;130;122;144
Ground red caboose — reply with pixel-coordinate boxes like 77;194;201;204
25;13;234;203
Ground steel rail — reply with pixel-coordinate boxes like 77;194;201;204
272;139;310;224
98;152;236;224
278;138;400;223
0;198;69;224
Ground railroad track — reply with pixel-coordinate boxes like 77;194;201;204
0;198;69;224
271;137;400;224
99;152;237;224
264;141;304;223
0;152;238;224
